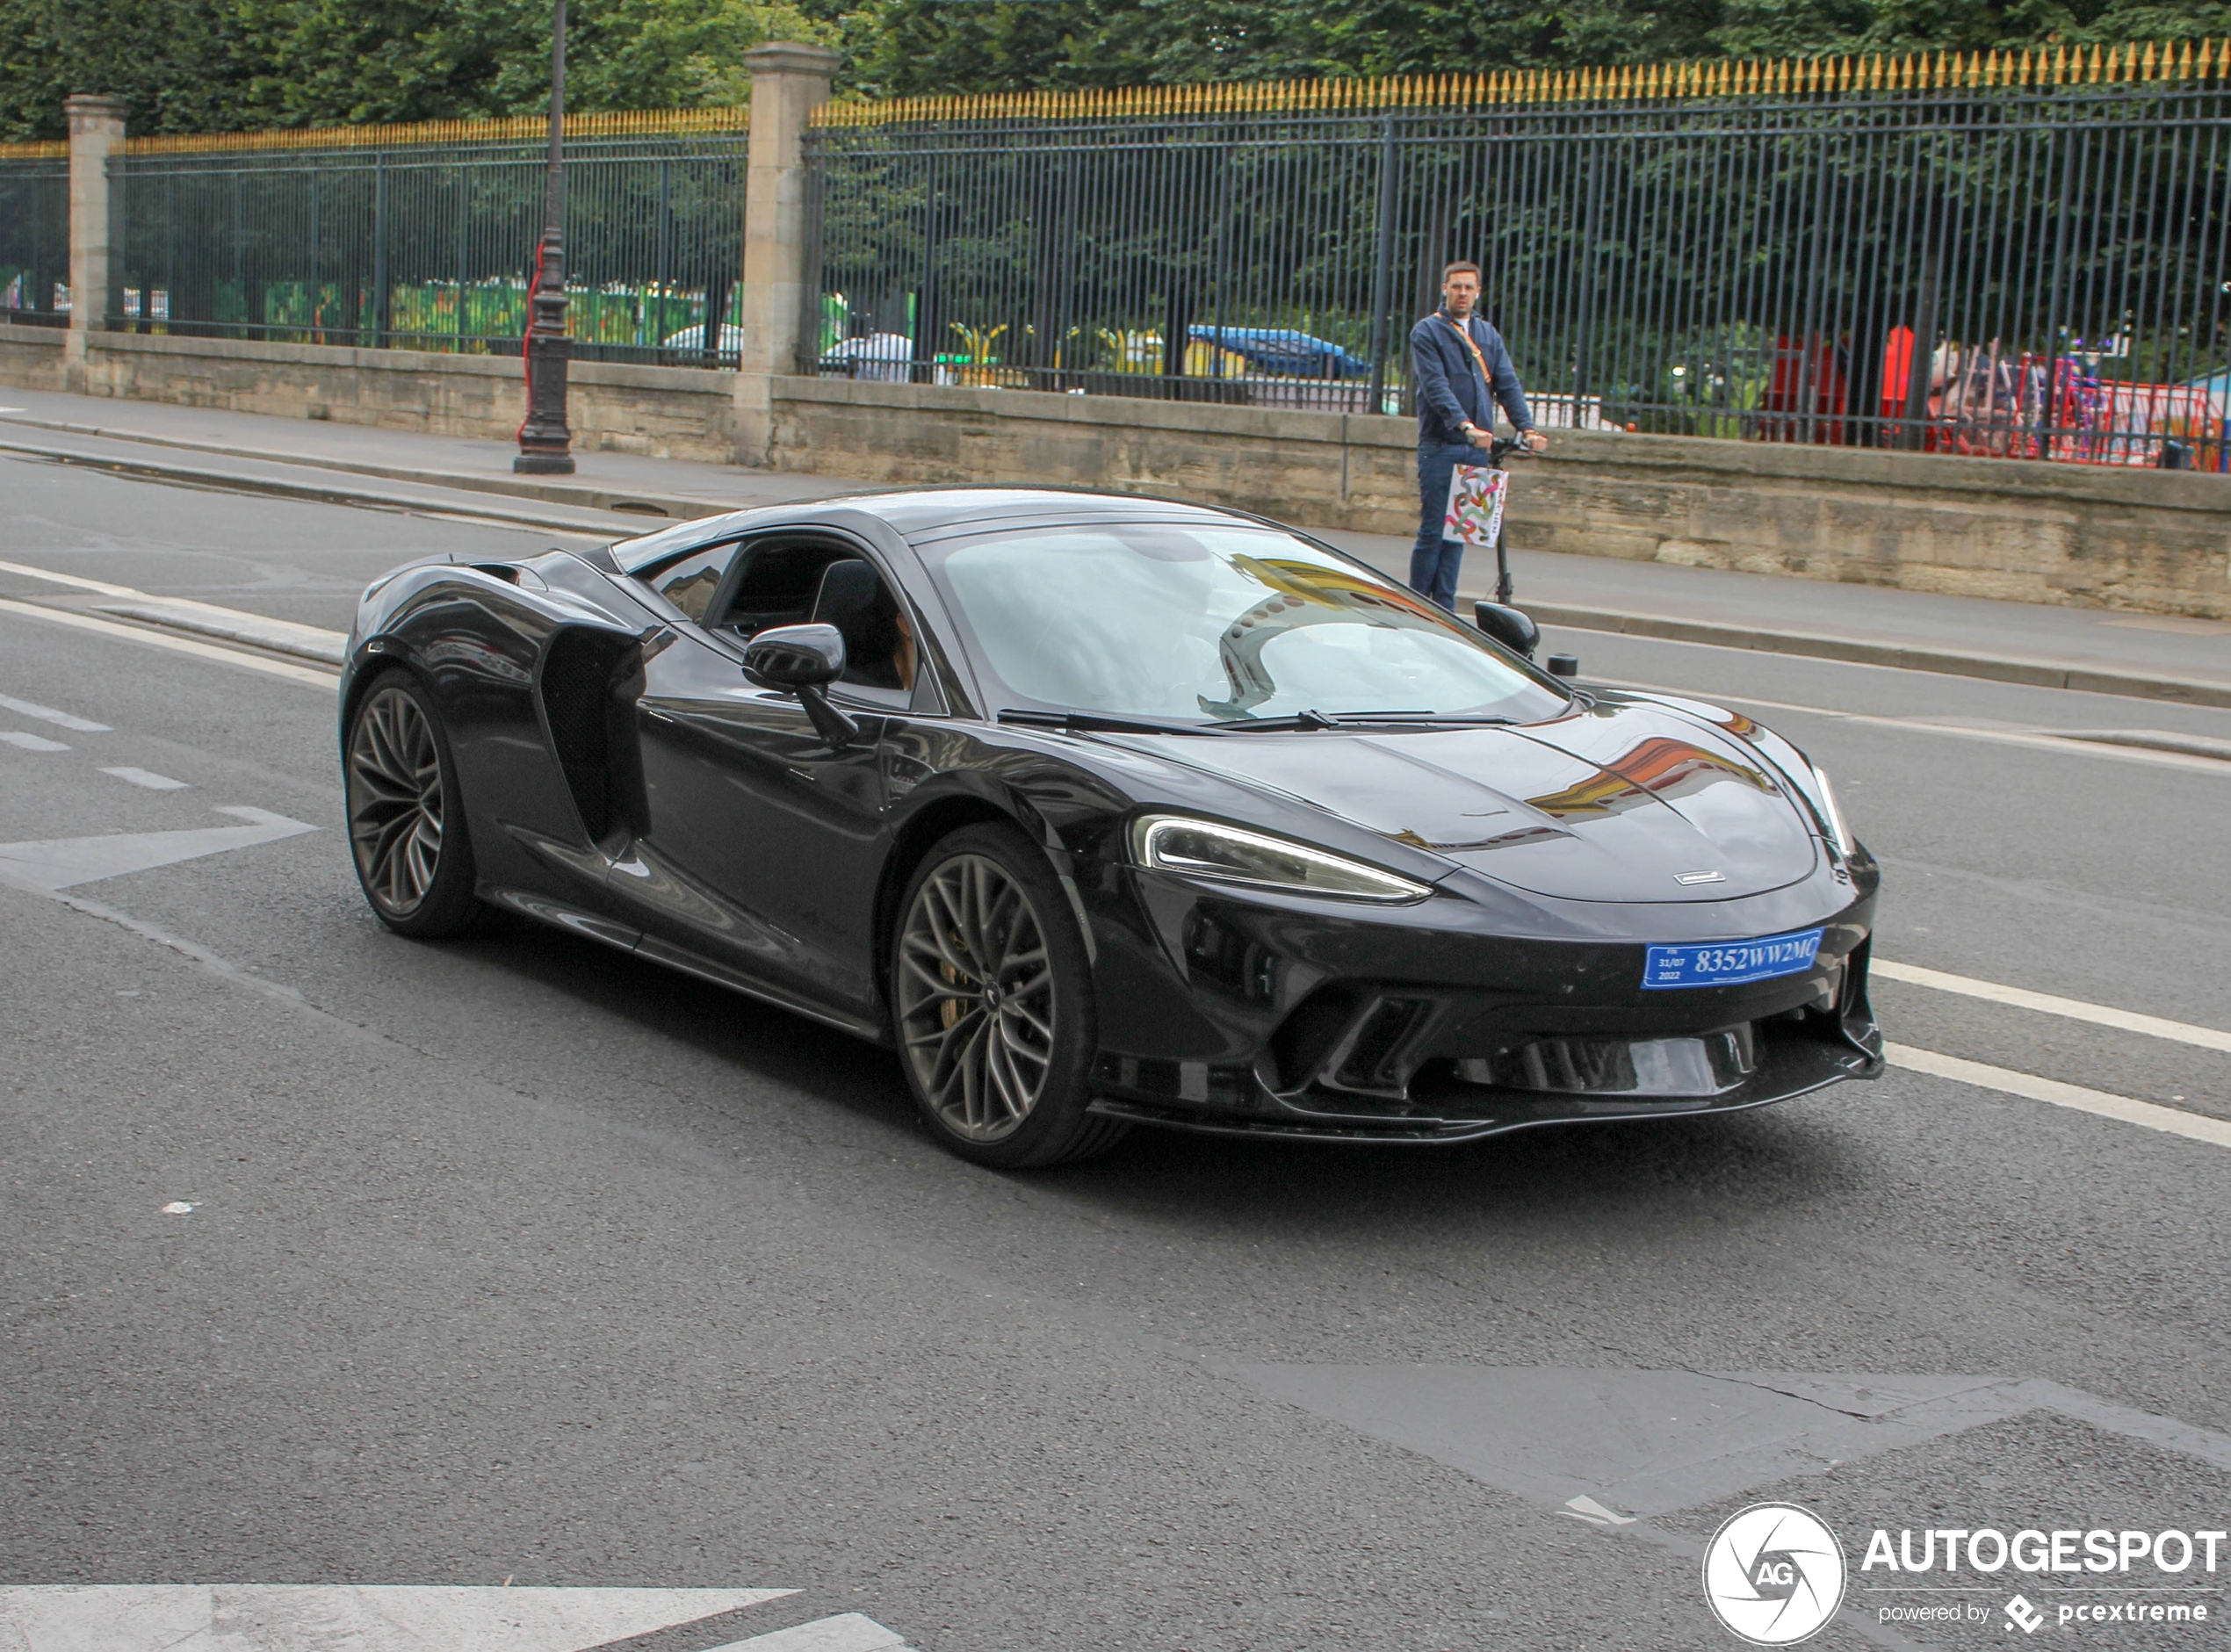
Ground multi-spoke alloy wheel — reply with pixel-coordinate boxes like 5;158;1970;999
897;853;1055;1142
890;825;1124;1167
344;672;480;937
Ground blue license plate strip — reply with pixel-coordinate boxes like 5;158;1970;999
1643;927;1823;990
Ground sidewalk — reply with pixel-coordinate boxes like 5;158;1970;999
3;386;2226;706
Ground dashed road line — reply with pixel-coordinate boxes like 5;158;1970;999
1875;958;2231;1054
100;767;188;790
0;730;69;751
1888;1042;2231;1149
0;692;110;732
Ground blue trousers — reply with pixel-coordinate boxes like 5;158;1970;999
1408;441;1493;610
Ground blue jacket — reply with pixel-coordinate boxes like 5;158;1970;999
1410;311;1534;447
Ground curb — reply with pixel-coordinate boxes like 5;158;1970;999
1518;602;2231;711
91;603;348;667
0;434;653;536
0;415;761;523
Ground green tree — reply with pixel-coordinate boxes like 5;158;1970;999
7;0;2231;141
0;0;838;140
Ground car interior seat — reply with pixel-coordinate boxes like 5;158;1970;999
807;558;902;689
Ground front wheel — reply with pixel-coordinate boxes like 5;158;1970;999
344;669;482;938
891;823;1127;1169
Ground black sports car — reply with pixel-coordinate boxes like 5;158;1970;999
340;487;1881;1166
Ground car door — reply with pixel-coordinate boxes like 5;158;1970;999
619;532;915;1027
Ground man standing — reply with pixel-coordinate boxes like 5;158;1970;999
1407;262;1548;610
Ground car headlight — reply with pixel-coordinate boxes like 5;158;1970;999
1131;814;1433;904
1809;764;1852;856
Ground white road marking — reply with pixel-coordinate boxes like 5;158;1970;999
1875;958;2231;1054
1605;678;2231;776
160;1202;193;1214
100;766;189;790
1888;1042;2231;1149
0;808;319;892
0;557;349;653
1563;1495;1637;1526
0;692;110;732
93;602;348;665
0;557;141;596
1;730;69;751
712;1614;913;1652
0;599;338;689
0;1585;795;1652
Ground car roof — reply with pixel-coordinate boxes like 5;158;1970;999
844;487;1258;540
610;487;1267;573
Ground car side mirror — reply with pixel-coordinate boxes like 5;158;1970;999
742;623;860;747
1472;601;1541;659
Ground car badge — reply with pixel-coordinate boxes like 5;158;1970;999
1674;869;1726;885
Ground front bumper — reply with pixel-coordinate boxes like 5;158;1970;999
1079;862;1882;1143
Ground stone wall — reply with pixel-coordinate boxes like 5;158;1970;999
0;325;745;464
4;324;2227;618
777;376;2231;618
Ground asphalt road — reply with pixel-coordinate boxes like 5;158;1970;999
4;451;2231;1652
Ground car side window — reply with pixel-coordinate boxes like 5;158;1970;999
802;557;916;710
723;539;842;637
651;534;942;714
642;542;741;624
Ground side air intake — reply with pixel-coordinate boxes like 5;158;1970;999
538;628;645;848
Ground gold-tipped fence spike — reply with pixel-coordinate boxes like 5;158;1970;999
95;32;2231;148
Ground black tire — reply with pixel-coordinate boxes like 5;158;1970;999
891;822;1128;1169
343;668;483;939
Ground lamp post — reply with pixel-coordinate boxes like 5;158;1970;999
515;0;574;474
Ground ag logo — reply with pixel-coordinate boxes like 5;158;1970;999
1701;1502;1847;1645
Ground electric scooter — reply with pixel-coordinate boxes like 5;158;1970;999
1468;437;1580;679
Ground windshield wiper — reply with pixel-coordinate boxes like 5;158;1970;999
997;708;1520;738
996;709;1227;737
1209;710;1516;732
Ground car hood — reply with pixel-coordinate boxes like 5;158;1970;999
1137;703;1820;903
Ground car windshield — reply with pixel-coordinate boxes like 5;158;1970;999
917;521;1569;725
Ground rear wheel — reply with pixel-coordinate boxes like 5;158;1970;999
892;823;1127;1168
344;669;482;938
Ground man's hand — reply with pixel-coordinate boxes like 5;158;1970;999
1523;429;1549;453
1464;423;1495;448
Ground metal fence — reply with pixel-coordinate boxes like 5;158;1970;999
806;51;2231;467
0;149;70;327
105;119;750;365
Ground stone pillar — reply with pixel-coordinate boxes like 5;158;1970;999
733;42;838;466
63;95;129;393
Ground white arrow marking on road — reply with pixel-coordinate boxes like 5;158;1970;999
0;806;318;892
1562;1495;1636;1526
0;1585;795;1652
710;1612;913;1652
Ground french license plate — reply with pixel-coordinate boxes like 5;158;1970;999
1643;927;1823;990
